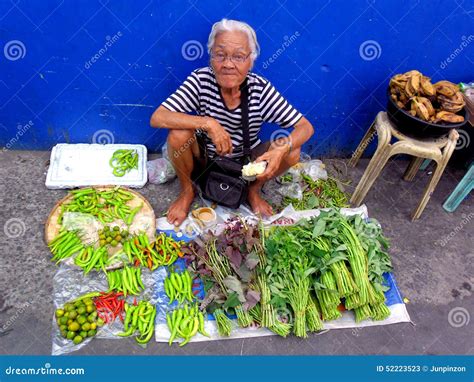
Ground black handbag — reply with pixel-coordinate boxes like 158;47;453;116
200;80;251;209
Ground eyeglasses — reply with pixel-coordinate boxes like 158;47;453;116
211;52;251;63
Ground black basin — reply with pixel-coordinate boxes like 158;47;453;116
386;87;469;139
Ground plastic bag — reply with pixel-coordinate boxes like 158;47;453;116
302;159;328;181
299;152;311;162
52;264;160;355
277;182;304;200
147;145;176;184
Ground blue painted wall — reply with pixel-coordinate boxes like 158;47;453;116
1;0;473;156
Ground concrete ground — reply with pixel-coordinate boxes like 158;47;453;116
0;150;472;355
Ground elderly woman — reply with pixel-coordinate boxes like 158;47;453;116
150;19;314;226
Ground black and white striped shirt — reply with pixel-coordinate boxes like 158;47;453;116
162;66;303;158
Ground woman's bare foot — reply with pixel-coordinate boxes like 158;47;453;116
248;189;273;217
167;189;195;226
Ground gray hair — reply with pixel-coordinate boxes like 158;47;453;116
207;19;260;62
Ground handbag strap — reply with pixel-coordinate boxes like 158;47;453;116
240;79;251;163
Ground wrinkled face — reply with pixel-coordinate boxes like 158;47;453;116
210;31;252;90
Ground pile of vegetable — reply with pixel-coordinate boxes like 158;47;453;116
74;246;109;273
278;173;350;211
123;232;184;270
184;217;265;335
50;182;395;349
49;186;173;350
106;266;145;296
59;186;142;226
167;304;209;346
49;229;85;264
93;291;126;324
263;209;392;337
165;270;194;304
98;225;129;247
110;149;139;177
119;300;156;344
55;293;105;345
180;209;393;340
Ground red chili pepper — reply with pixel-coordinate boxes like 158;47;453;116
103;300;114;310
113;303;121;315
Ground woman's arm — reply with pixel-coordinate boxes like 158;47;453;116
150;105;209;130
270;116;314;152
256;117;314;181
149;106;234;155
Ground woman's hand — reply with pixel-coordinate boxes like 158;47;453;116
205;118;233;155
255;145;287;182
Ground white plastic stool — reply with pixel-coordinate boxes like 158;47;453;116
350;111;459;220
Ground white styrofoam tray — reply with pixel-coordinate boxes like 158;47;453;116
45;143;148;189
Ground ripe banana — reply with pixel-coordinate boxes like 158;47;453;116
416;97;435;116
434;80;458;92
411;98;430;121
396;100;405;109
390;71;465;124
404;70;422;77
438;93;465;113
435;111;464;123
420;76;435;96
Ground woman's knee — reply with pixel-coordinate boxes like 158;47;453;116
167;129;195;149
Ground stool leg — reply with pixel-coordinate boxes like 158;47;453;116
443;164;474;212
403;157;424;181
411;138;457;220
350;147;391;206
349;121;376;167
420;159;431;170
